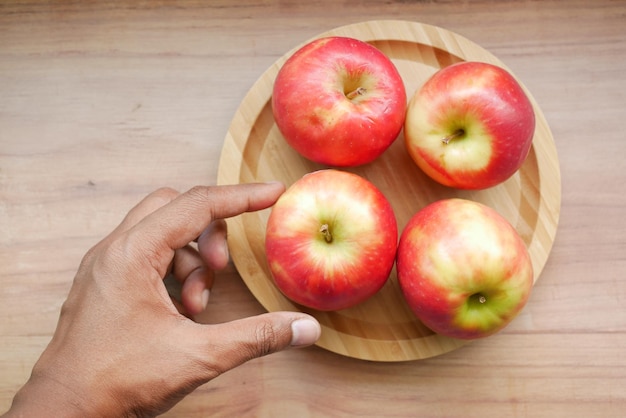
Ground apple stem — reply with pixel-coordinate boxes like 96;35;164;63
319;224;333;243
345;87;366;100
478;295;487;304
441;129;465;145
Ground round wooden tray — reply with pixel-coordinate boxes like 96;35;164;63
217;20;561;361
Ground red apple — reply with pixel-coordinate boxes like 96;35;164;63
272;36;407;167
265;169;397;311
397;198;533;339
404;61;535;189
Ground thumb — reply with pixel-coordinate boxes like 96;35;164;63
200;312;321;375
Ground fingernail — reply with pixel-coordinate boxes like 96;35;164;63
290;318;321;347
201;289;210;309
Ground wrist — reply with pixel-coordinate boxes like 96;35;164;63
5;372;98;418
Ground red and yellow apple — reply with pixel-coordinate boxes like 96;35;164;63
397;198;533;339
265;169;398;311
272;36;407;167
404;61;535;189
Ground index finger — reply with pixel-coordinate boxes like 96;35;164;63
131;182;285;255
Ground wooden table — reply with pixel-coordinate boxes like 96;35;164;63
1;1;625;416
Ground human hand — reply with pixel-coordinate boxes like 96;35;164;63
3;183;321;418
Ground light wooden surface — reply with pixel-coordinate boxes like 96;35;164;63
1;1;625;416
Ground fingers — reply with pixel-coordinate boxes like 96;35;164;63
112;188;180;238
133;182;286;254
198;219;229;271
171;246;213;316
196;312;321;377
103;182;286;313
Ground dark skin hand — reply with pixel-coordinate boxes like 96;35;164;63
2;183;321;418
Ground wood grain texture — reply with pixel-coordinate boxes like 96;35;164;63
1;0;625;416
218;20;560;361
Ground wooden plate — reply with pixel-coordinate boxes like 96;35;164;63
217;20;561;361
